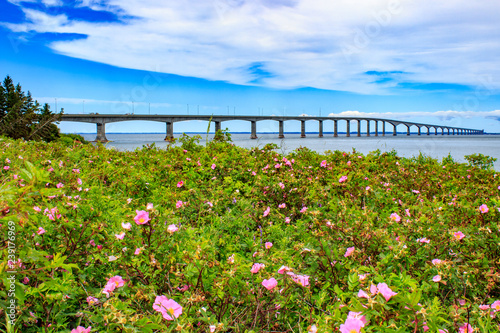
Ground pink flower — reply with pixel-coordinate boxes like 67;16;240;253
289;273;310;287
417;238;430;243
390;213;401;222
167;224;178;233
72;168;80;173
433;275;441;282
210;325;216;332
115;232;125;240
122;222;132;230
347;311;367;325
479;204;489;213
479;304;490;310
134;248;142;255
153;296;183;321
176;201;184;209
211;164;216;170
377;283;397;301
370;284;378;295
453;231;465;241
339;175;348;183
275;163;281;169
357;290;369;299
263;206;270;217
459;323;473;333
250;263;265;274
87;296;99;306
339;318;364;333
146;203;154;210
320;160;327;167
432;259;442;265
278;265;291;274
491;300;500;311
344;247;355;257
71;326;91;333
285;217;291;223
134;210;150;225
405;208;411;216
22;277;29;284
265;242;273;249
102;276;125;297
278;182;285;189
33;206;41;212
177;181;184;188
177;285;190;292
300;206;308;213
262;277;278;290
278;203;286;209
3;166;9;170
56;182;64;188
77;178;82;185
37;227;46;235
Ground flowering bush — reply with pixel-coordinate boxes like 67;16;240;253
0;137;499;332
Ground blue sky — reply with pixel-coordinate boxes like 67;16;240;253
1;0;500;134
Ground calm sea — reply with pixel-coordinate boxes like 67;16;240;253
80;133;500;170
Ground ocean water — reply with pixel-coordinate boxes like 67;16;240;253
80;133;500;169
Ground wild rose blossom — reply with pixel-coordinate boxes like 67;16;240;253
458;323;473;333
177;181;184;188
134;210;150;225
263;206;270;217
320;160;327;167
344;247;355;257
251;263;265;274
262;277;278;290
87;296;99;306
339;175;348;183
390;213;401;222
377;283;397;301
115;232;125;240
339;317;364;333
167;224;178;233
454;231;465;241
37;227;46;235
491;300;500;311
102;275;125;297
134;248;142;255
122;222;132;230
153;296;182;321
278;265;291;274
479;204;489;213
432;259;442;265
433;275;441;282
71;327;91;333
265;242;273;249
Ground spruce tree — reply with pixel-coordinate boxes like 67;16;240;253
0;75;61;141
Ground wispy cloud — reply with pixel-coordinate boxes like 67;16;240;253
330;110;500;122
4;0;500;94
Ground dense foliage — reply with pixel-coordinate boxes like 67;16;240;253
0;134;499;332
0;76;61;142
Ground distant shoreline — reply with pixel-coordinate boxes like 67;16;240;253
68;132;500;135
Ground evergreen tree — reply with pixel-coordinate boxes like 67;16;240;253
0;75;61;141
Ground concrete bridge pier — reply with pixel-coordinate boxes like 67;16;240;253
278;120;284;138
318;120;323;137
95;123;108;142
357;119;361;137
382;121;385;136
435;127;438;135
215;121;221;133
165;122;174;141
250;121;258;139
346;120;350;137
334;120;338;137
441;128;445;135
447;128;450;135
406;125;410;136
418;126;421;136
366;121;370;136
393;124;397;136
426;127;430;135
300;120;306;138
374;121;378;136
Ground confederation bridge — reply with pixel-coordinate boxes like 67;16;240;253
60;114;484;142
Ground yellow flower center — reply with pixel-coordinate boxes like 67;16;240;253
168;307;175;315
139;218;144;223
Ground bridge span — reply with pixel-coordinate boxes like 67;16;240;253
60;114;484;142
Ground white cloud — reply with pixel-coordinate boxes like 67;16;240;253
5;0;500;93
329;110;500;121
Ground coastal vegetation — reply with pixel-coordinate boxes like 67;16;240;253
0;134;499;332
